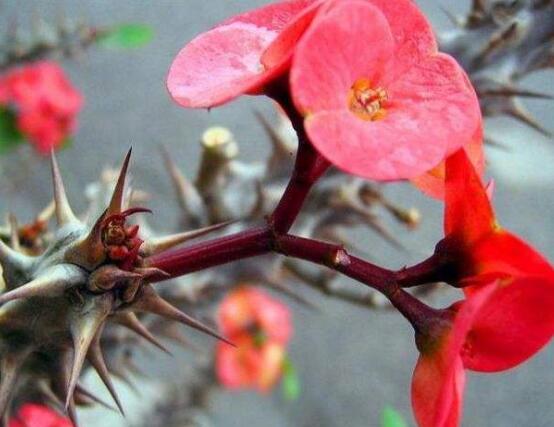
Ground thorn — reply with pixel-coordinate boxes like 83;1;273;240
106;148;132;217
0;239;32;266
50;151;78;226
141;221;234;256
265;275;318;310
507;105;552;137
37;200;56;223
0;264;85;305
129;284;234;346
0;348;31;418
74;384;117;412
474;22;519;64
66;398;80;427
86;329;125;416
440;6;462;27
254;110;294;176
7;213;20;251
484;136;512;151
483;87;554;100
160;145;205;226
114;312;172;355
133;267;170;280
148;318;201;353
87;265;141;293
64;210;107;270
67;293;114;410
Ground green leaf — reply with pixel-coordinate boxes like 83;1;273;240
381;406;408;427
281;357;300;401
0;108;24;153
98;24;154;49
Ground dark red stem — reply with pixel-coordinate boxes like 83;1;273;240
147;227;272;279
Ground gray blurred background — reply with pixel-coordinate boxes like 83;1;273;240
1;1;553;426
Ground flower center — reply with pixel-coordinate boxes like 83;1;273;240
347;78;387;121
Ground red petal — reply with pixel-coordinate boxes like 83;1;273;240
462;276;554;372
470;231;554;279
412;355;465;427
167;0;316;108
290;0;395;114
444;149;495;245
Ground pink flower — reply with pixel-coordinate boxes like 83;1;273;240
216;286;292;392
167;0;322;108
9;404;73;427
290;0;481;181
0;61;82;154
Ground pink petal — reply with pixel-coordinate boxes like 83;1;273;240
412;123;484;199
290;0;395;114
167;0;316;108
385;53;481;157
304;108;447;180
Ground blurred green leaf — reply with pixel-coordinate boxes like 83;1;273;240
98;24;154;49
381;406;408;427
282;357;300;401
0;108;24;153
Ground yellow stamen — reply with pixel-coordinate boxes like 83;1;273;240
347;78;388;121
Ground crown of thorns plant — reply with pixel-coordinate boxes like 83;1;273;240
0;1;553;426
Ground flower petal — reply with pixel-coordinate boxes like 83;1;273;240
290;0;395;114
444;148;495;245
304;108;447;181
471;231;554;279
413;123;484;199
412;355;465;427
462;276;554;372
167;0;316;108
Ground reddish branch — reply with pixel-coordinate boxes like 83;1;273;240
145;98;449;322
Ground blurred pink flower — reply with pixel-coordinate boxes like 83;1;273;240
0;61;83;154
9;404;72;427
216;286;292;392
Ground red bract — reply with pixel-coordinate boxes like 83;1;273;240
167;0;321;108
412;276;554;427
441;149;554;282
290;0;481;181
216;286;292;392
9;404;72;427
0;61;83;154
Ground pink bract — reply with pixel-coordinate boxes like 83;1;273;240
290;0;481;181
167;0;321;108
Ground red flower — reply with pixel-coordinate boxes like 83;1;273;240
412;276;554;427
440;148;554;283
216;286;292;392
9;404;73;427
167;0;322;108
289;0;481;181
0;61;83;154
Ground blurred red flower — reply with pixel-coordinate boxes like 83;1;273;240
290;0;481;181
167;0;322;108
410;149;554;426
9;404;72;427
412;275;554;427
0;61;83;154
216;286;292;392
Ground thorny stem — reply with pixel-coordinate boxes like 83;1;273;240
147;79;448;325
